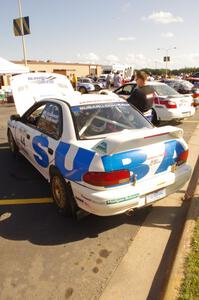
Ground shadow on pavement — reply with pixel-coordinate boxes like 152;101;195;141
0;147;50;199
0;203;186;247
0;204;151;245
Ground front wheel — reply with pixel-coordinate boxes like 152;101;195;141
7;129;18;155
50;170;77;217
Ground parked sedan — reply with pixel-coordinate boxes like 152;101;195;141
162;79;199;107
114;81;195;123
77;77;103;93
8;73;191;218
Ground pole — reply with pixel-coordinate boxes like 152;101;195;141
18;0;27;66
165;50;168;78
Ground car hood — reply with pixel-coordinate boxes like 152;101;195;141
10;72;79;115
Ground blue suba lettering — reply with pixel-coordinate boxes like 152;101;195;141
55;141;95;181
32;135;49;168
155;140;184;174
102;149;149;180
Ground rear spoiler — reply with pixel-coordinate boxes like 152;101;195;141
93;126;184;155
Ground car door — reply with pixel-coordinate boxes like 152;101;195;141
16;101;63;180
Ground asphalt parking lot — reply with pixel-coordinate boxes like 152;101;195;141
0;104;198;300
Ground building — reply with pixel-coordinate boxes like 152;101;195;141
13;60;102;78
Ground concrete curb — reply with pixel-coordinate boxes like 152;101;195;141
163;125;199;300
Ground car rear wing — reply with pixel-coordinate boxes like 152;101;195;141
93;126;185;155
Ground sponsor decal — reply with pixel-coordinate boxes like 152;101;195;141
106;193;139;205
95;141;107;153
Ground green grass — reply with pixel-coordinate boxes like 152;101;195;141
179;217;199;300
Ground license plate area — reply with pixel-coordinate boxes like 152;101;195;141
146;188;166;204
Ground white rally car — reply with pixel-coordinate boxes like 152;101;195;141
7;73;192;217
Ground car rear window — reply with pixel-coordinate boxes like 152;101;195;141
71;101;152;139
152;84;179;96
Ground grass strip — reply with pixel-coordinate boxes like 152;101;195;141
179;217;199;300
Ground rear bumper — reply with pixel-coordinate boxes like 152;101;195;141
70;164;192;216
158;107;195;121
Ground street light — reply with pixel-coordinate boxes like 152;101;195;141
157;47;176;78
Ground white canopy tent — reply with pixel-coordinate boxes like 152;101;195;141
0;56;29;74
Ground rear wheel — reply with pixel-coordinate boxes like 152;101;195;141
7;129;18;155
94;85;101;91
50;169;77;217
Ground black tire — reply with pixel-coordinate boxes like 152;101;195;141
79;86;87;94
50;169;77;217
94;85;101;91
7;129;18;155
151;109;159;126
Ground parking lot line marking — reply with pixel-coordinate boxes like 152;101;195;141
0;197;53;205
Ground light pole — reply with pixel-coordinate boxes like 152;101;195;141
18;0;27;66
157;47;176;78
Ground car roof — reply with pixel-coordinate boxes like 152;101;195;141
54;93;124;108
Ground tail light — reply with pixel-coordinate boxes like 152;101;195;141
161;100;177;109
192;93;199;98
83;170;130;186
176;149;189;166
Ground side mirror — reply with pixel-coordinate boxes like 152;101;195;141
10;114;21;121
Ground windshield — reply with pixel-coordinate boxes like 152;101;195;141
152;84;179;96
71;101;152;139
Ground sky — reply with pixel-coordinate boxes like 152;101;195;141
1;0;199;69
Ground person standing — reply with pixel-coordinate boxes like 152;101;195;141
114;72;122;88
71;73;78;90
127;71;154;113
106;74;111;89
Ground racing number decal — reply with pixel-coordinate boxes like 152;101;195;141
20;135;26;146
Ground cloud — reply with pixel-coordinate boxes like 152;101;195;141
125;53;153;68
174;53;199;68
118;36;136;41
142;11;183;24
105;54;119;64
161;32;174;38
76;52;99;63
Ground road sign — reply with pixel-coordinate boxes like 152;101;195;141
163;56;170;62
13;16;30;36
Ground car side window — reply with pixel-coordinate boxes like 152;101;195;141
25;104;46;127
117;85;135;95
36;103;62;139
122;84;135;95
